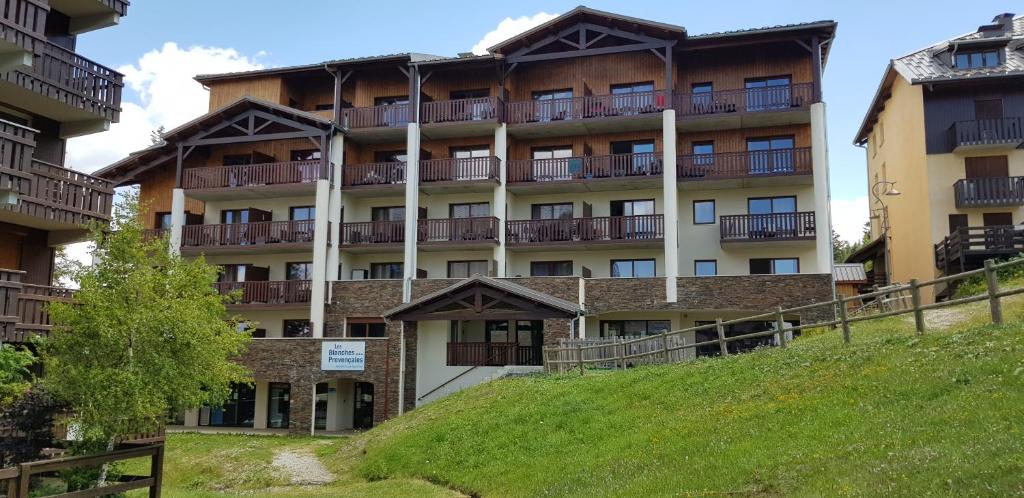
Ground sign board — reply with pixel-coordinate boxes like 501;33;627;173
321;341;365;371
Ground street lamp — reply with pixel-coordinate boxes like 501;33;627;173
870;180;901;285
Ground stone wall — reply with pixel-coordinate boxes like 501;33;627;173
542;318;572;345
505;277;580;303
585;277;672;314
676;274;834;323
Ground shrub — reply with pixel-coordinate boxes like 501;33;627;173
954;254;1024;298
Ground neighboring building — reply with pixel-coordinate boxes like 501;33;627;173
0;0;126;343
98;7;836;433
854;13;1024;301
833;263;867;310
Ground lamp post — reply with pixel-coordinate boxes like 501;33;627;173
869;180;901;285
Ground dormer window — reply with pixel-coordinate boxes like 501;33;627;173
954;49;1001;69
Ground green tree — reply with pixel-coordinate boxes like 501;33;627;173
0;344;33;405
40;191;250;458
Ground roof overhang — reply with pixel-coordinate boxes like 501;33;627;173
845;236;887;264
385;276;581;322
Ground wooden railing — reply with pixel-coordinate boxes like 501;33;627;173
447;342;542;366
142;228;168;241
505;90;668;124
213;280;312;305
342;162;406;187
506;215;664;245
11;159;114;225
954;177;1024;208
341;104;410;129
340;220;405;246
421;96;502;124
17;40;124;120
181;160;321;190
935;226;1024;272
420;157;499;183
674;83;813;117
0;119;37;192
1;443;163;498
0;269;22;340
508;152;662;183
181;220;316;248
719;212;816;242
0;0;47;52
418;217;499;244
678;148;813;180
9;284;74;341
949;117;1024;148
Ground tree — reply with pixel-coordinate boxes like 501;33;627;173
149;126;166;145
832;229;852;263
40;191;250;457
0;344;34;405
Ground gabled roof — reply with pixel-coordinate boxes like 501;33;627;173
833;263;868;284
195;53;447;84
384;276;581;321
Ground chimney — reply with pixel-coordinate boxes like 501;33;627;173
979;13;1015;36
993;13;1014;32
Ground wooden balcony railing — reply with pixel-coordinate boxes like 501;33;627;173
213;280;312;305
342;162;406;187
16;284;74;334
95;0;131;16
420;157;499;183
949;117;1024;149
719;212;816;242
507;152;662;183
0;0;47;51
10;159;114;225
505;90;668;124
8;40;124;121
954;177;1024;208
447;342;543;366
341;104;410;129
181;160;321;190
678;148;813;181
506;215;664;245
0;119;37;190
421;96;502;124
142;228;168;241
340;220;405;246
181;220;316;249
935;226;1024;272
418;217;499;244
674;83;813;118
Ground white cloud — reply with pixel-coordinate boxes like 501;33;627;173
471;12;560;55
831;196;869;244
65;42;264;173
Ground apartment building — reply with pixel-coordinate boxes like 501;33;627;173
98;7;836;433
0;1;125;344
853;13;1023;301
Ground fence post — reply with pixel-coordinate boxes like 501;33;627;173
18;463;30;498
576;343;584;376
7;473;17;498
984;259;1003;326
775;306;787;348
715;318;728;356
910;279;925;335
616;337;625;370
661;331;670;363
150;444;164;498
838;297;851;344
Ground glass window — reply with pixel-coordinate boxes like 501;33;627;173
693;200;715;224
448;260;489;278
201;382;255;428
531;203;573;220
695;260;717;276
600;320;671;338
370;262;403;279
610;199;655;216
290;149;321;161
371;206;405;221
283;320;312;338
221;209;249;224
750;258;799;275
530;261;572;277
286;262;313;281
450;203;490;218
747;136;796;174
348;319;387;338
290;206;315;221
155;212;172;230
745;76;791;111
611;259;656;278
748;196;796;214
955;50;1000;69
610;82;655;94
266;382;290;429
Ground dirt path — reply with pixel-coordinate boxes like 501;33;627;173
272;448;336;485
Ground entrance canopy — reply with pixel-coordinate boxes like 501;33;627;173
384;276;581;321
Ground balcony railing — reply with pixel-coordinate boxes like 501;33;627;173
213;280;312;305
342;162;406;187
421;96;502;124
15;284;74;337
9;159;114;226
935;226;1024;272
506;215;664;246
142;228;168;241
674;83;813;118
181;220;316;249
7;40;124;121
505;90;668;125
418;217;499;244
341;104;410;129
420;157;499;183
181;160;321;190
0;0;47;51
508;152;662;183
678;148;813;181
719;212;816;243
954;177;1024;208
949;117;1024;149
0;119;37;190
447;342;542;366
340;220;405;246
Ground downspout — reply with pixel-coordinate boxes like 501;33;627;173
397;320;405;416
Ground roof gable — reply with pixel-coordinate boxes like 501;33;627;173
385;276;581;321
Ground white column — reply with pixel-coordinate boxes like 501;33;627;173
327;134;344;281
169;188;185;255
253;380;268;430
810;102;833;275
661;109;679;302
403;122;421;302
310;178;331;336
493;124;508;277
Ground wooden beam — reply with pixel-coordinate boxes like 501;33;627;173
811;35;822;102
584;32;607;48
508;41;669;63
174;143;183;188
183;131;322;147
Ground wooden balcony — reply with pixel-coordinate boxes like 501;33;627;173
418;217;499;251
214;280;312;309
142;228;168;242
419;156;499;193
339;220;405;252
340;103;410;142
420;97;502;139
506;214;664;250
949;117;1024;152
674;83;813;131
935;226;1024;273
0;0;47;69
505;90;667;138
0;273;75;343
447;342;542;367
3;159;114;231
678;148;813;189
719;212;816;245
341;161;406;196
49;0;130;32
180;160;321;200
954;177;1024;209
181;220;316;255
507;152;662;193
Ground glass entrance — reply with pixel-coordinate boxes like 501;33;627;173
267;382;291;429
353;382;374;430
314;383;328;431
200;383;255;428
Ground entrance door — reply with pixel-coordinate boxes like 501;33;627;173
353;382;374;430
314;383;328;431
267;383;291;429
983;212;1013;226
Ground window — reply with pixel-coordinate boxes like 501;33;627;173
695;260;717;276
155;212;172;230
744;76;791;111
749;258;799;275
532;89;573;121
450;202;489;218
530;146;574;180
200;383;255;427
948;214;968;234
266;382;291;429
747;136;795;174
348;318;387;338
221;209;249;224
218;264;248;283
531;146;573;160
286;262;313;281
374;150;407;163
531;203;573;220
954;50;1000;69
222;154;252;166
610;81;655;94
610;82;655;115
374;96;408;106
290;206;315;221
692;141;714;162
449;147;492;179
610;140;657;173
530;261;572;277
691;82;713;109
371;206;405;221
283;320;312;338
290;149;321;161
693;200;716;224
610;199;655;217
448;260;489;278
600;320;671;338
370;262;403;279
611;259;656;278
450;89;489;100
748;196;796;214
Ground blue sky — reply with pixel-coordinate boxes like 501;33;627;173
70;0;1021;242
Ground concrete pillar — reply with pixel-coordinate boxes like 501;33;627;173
493;124;508;277
810;102;833;275
327;134;344;281
253;380;268;430
310;179;331;337
661;109;679;302
169;188;185;255
403;123;421;302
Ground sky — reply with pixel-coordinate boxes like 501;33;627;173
66;0;1023;245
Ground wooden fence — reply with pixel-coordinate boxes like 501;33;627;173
544;258;1023;374
0;443;164;498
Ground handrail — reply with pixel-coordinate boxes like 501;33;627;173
418;344;527;402
678;148;813;180
505;90;668;124
342;161;406;187
949;117;1024;148
341;103;410;129
506;215;664;245
719;212;816;242
340;220;405;245
953;176;1024;208
181;160;321;189
420;156;499;183
421;96;502;124
181;220;316;248
507;152;662;183
673;83;813;117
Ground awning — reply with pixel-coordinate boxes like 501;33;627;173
384;276;581;321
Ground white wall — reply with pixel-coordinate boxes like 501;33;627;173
415;320;506;404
